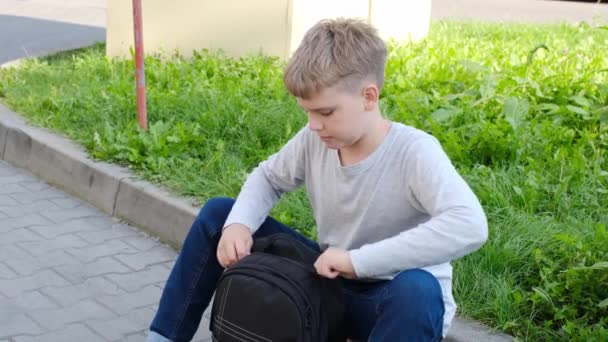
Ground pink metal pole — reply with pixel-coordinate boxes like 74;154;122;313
132;0;148;130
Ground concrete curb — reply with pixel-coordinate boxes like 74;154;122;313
0;104;198;249
444;317;512;342
0;59;24;69
0;103;512;342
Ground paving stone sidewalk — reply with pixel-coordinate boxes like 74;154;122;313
0;160;211;342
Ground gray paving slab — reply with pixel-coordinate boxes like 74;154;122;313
12;324;106;342
0;161;213;341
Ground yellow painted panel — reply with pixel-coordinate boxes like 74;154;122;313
107;0;290;59
106;0;431;60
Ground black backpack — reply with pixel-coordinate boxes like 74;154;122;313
209;233;346;342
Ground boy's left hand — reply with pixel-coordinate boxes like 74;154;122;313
314;247;357;279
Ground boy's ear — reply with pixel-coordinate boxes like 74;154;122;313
362;84;379;111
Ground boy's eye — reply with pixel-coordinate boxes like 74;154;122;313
319;110;334;116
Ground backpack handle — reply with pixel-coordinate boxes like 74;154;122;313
252;233;320;271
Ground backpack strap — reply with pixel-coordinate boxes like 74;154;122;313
252;233;320;269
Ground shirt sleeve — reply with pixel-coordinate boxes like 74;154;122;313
349;137;488;278
223;127;310;233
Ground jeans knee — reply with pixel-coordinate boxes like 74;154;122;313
194;197;235;237
387;269;444;316
373;269;444;341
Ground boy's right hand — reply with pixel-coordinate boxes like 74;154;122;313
217;223;253;268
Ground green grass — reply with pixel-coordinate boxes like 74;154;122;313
1;21;607;340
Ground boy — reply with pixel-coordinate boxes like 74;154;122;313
147;18;487;342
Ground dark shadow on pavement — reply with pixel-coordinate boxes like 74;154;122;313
0;14;105;64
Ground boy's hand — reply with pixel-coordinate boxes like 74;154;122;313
217;223;253;268
314;247;357;279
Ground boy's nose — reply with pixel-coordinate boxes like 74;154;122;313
308;116;323;131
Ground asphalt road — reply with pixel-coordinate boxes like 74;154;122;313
431;0;608;23
0;0;105;65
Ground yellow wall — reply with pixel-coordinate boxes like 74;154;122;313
106;0;431;60
288;0;369;55
371;0;432;42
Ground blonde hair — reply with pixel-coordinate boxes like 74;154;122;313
284;18;388;99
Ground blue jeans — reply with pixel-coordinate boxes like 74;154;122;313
149;197;444;341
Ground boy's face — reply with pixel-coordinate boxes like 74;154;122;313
296;84;376;151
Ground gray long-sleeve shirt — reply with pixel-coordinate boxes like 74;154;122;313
224;122;488;335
